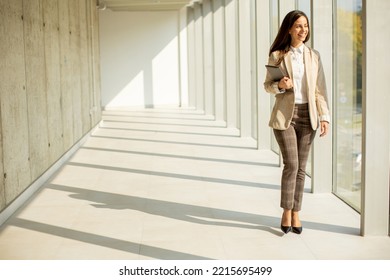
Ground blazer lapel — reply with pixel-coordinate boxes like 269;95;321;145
283;51;293;79
304;45;313;95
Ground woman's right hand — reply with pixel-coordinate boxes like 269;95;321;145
278;77;293;90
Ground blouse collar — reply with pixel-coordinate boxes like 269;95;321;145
290;44;305;54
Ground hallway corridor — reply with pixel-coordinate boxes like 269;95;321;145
0;108;389;260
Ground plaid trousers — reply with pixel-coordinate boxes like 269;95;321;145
273;103;316;211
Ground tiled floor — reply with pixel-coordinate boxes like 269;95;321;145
0;108;389;260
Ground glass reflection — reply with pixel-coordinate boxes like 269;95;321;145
333;0;363;211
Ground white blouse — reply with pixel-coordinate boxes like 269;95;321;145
290;44;308;104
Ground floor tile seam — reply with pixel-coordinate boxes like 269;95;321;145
208;222;230;260
137;210;149;259
204;196;244;260
297;235;320;260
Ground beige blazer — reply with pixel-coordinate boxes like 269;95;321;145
264;45;330;130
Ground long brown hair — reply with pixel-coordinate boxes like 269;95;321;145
269;10;310;64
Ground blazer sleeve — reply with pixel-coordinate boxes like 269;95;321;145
314;51;331;123
264;51;286;95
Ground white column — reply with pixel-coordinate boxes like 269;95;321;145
311;0;333;193
213;0;226;122
249;3;257;140
202;0;214;116
256;0;271;149
238;0;253;137
279;0;296;19
194;3;205;111
225;0;239;128
361;0;390;236
179;7;189;107
186;7;196;108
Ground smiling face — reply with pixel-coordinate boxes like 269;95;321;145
289;16;309;47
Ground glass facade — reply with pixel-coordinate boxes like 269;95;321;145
268;0;365;209
239;0;388;235
333;0;363;211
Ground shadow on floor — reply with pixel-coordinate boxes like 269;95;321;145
80;146;280;168
9;218;213;260
67;162;280;191
47;184;359;236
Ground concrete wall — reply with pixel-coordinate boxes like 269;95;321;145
0;0;101;213
99;10;181;109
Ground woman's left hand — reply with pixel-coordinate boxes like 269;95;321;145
320;121;329;137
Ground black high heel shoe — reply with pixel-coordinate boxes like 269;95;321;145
292;226;303;234
291;211;302;234
280;225;292;234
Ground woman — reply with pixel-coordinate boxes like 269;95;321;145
264;10;330;234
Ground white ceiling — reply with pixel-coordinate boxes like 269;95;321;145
100;0;194;11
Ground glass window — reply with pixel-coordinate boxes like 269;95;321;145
296;0;311;24
333;0;363;211
270;0;279;42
